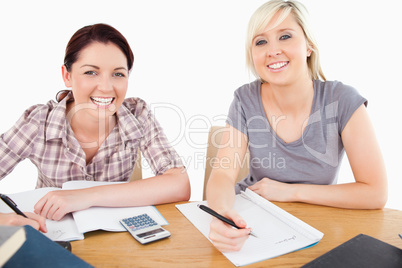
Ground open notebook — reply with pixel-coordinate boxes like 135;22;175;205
176;189;323;267
0;181;168;241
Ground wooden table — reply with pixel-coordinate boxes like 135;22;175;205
71;202;402;267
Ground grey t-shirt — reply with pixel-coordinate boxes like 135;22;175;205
226;80;367;193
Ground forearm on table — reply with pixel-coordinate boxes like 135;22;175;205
84;167;190;207
292;181;388;209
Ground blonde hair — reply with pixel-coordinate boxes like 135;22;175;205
245;0;326;81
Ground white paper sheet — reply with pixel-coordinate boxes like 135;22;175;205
0;181;168;241
176;189;323;267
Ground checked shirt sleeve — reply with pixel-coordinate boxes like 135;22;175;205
0;105;43;180
138;103;184;176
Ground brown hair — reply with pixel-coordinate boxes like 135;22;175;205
64;23;134;72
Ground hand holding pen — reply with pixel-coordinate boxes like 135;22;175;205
198;204;257;237
0;194;47;233
199;204;257;252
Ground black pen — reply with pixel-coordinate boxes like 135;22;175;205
0;194;27;218
198;204;258;238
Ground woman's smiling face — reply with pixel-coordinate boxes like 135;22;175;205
62;41;129;121
251;11;312;86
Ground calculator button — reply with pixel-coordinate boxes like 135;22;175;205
121;214;159;232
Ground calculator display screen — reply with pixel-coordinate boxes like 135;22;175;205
137;228;165;238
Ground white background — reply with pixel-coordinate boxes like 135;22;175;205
0;0;401;210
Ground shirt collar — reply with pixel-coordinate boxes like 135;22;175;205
45;93;144;146
116;101;144;147
45;92;71;141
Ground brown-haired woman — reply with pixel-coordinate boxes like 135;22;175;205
0;24;190;228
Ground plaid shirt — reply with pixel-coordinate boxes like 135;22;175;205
0;94;183;188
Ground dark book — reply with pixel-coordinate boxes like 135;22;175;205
0;226;26;266
2;225;93;268
302;234;402;268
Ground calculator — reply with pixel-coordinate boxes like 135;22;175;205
119;213;171;244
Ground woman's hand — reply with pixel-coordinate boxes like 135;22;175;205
248;177;295;202
208;209;251;252
0;212;47;233
34;189;91;221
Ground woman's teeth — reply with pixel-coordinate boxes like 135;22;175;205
91;97;114;106
268;62;288;69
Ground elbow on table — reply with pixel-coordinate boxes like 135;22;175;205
372;174;389;209
370;191;388;209
365;185;388;209
177;171;191;202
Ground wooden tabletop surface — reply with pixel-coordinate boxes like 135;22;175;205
71;202;402;267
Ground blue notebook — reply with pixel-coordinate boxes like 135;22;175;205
3;225;92;268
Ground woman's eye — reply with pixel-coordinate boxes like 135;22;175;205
280;34;291;40
255;39;267;46
84;71;96;75
114;72;126;78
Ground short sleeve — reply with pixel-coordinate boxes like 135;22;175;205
336;83;368;133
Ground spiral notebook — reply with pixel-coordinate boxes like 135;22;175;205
176;189;324;267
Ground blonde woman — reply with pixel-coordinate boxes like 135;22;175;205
207;0;387;252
